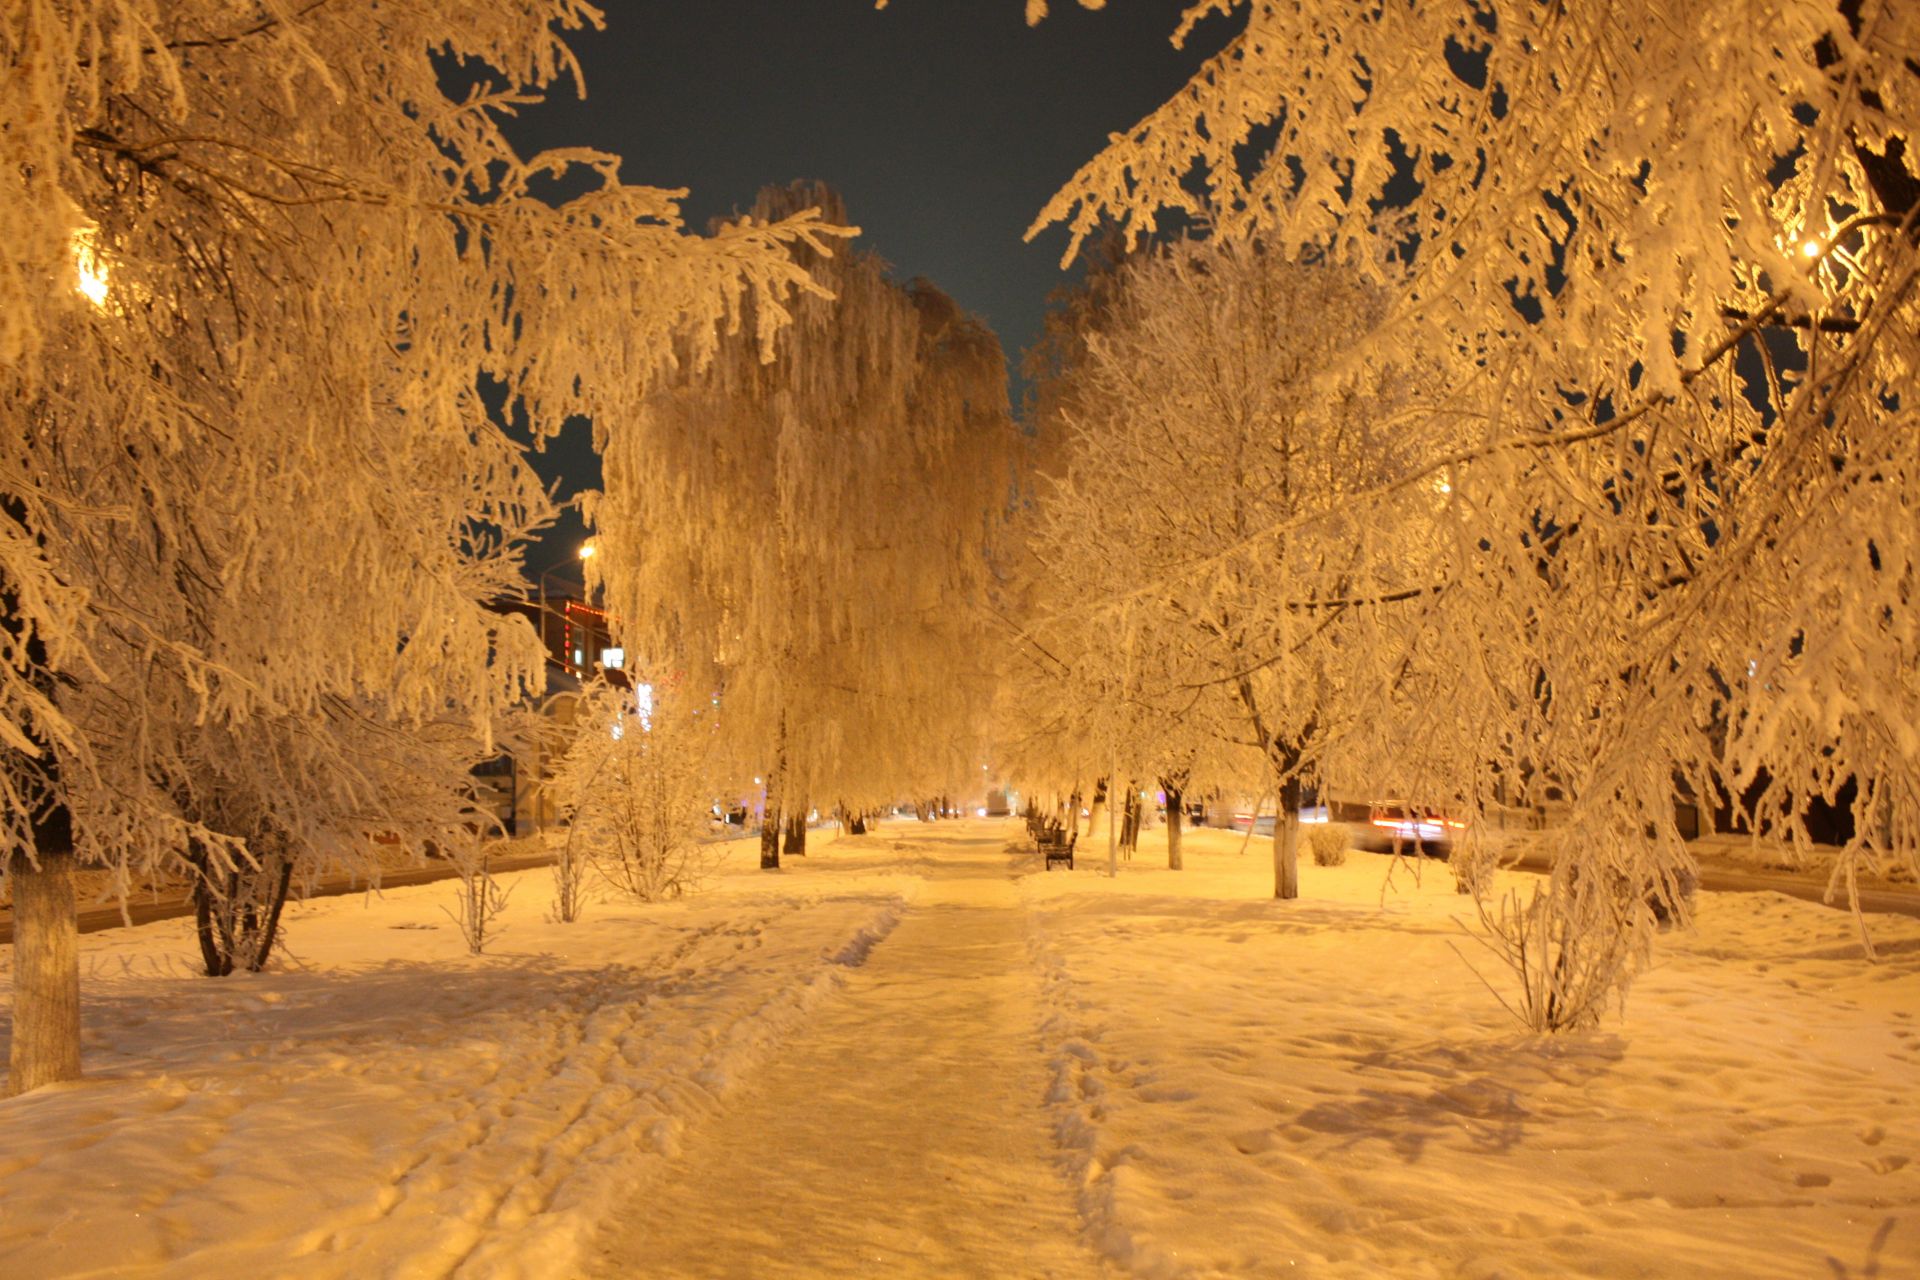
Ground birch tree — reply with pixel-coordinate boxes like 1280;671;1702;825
1027;0;1920;1023
2;1;841;1092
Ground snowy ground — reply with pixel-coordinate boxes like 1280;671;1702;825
2;820;1916;1278
1026;826;1920;1279
0;832;922;1279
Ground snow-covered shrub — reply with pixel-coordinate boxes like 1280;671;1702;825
1464;809;1692;1033
552;681;716;904
1466;877;1647;1034
1447;830;1498;898
444;845;513;957
1306;824;1348;867
548;828;590;924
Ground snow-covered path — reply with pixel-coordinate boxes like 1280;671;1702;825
584;826;1103;1278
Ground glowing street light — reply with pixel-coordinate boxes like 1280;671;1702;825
72;227;108;307
537;543;597;669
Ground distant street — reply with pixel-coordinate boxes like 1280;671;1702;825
1499;848;1920;919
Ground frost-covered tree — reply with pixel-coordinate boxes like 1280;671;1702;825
588;183;1018;869
551;680;716;905
1014;237;1429;893
1026;0;1920;1022
1;2;841;1092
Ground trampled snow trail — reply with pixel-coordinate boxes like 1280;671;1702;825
584;827;1106;1278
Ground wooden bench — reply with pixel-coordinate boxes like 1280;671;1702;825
1041;828;1076;871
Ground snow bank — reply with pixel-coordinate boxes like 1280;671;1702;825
0;833;919;1279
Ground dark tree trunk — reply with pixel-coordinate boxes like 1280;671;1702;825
760;721;787;870
192;846;230;978
1273;774;1302;900
760;804;782;870
1164;783;1185;870
1120;788;1141;855
784;809;807;856
255;858;294;964
192;848;295;977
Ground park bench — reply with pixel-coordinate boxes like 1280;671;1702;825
1040;827;1076;871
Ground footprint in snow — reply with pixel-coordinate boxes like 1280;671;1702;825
1231;1128;1278;1156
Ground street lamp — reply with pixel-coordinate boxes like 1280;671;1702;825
536;543;595;672
72;225;109;308
531;542;594;835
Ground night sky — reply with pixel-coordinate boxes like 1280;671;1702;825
506;0;1231;574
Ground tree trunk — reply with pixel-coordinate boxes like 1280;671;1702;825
760;806;782;868
192;850;295;977
760;720;786;870
193;847;230;978
4;544;82;1096
6;850;81;1097
1165;784;1184;870
1273;776;1301;900
784;808;807;856
1085;776;1108;839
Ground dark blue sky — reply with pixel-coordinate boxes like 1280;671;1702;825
506;1;1228;574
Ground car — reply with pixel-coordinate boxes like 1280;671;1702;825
1311;793;1465;858
1229;811;1277;837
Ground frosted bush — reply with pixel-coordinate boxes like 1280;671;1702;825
552;682;716;905
1306;824;1348;867
443;843;513;957
1460;808;1692;1033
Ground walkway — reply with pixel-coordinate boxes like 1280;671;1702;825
583;827;1103;1278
